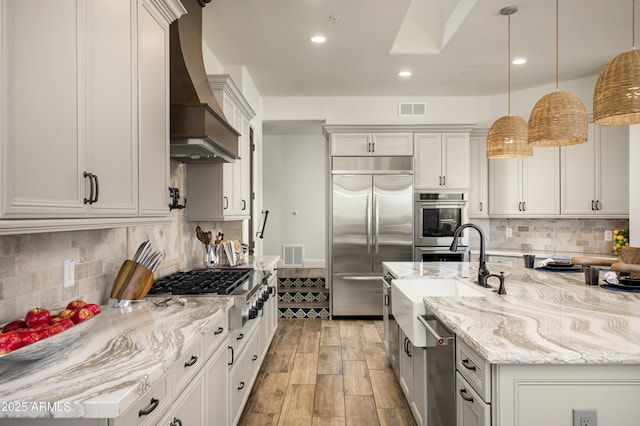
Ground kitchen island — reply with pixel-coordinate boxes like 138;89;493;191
384;261;640;426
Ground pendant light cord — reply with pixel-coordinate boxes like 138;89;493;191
508;13;512;114
633;0;636;49
555;0;559;91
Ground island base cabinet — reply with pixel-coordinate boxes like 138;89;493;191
158;370;205;426
205;343;229;426
456;372;490;426
495;365;640;426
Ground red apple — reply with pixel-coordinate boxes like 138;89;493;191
57;318;74;330
16;329;39;346
85;303;101;315
58;309;75;319
2;320;27;333
24;307;51;328
66;300;87;310
0;332;22;354
71;307;93;324
48;322;65;335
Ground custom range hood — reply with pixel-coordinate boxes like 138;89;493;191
169;0;239;163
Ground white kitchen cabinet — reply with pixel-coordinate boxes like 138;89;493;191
456;372;490;426
137;0;172;216
0;0;174;220
185;75;255;221
205;342;229;426
330;133;414;156
468;132;489;217
229;326;260;426
414;133;470;190
561;123;629;217
160;370;206;426
398;329;427;426
489;147;560;216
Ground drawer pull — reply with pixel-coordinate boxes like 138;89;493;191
184;355;198;367
237;333;244;341
228;346;234;366
252;354;258;361
238;381;245;390
459;388;474;403
461;358;476;371
170;418;183;426
138;398;159;417
214;327;224;335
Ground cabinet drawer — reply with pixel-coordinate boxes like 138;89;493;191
456;339;491;402
114;372;171;426
229;329;260;425
174;338;205;396
456;372;491;426
205;314;228;359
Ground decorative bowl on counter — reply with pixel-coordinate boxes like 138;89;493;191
0;314;99;363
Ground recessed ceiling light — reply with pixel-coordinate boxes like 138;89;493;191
310;35;326;44
512;58;527;65
398;71;412;77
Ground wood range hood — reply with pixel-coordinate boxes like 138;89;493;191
169;0;239;163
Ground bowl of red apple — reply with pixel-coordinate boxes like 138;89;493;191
0;299;101;362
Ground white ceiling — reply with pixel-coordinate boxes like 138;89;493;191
201;0;633;98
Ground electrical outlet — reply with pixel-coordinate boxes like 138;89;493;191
573;409;597;426
63;259;75;288
506;227;512;238
604;230;613;241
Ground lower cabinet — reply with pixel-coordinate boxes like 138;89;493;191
205;343;229;426
456;372;490;426
159;370;206;426
398;329;427;426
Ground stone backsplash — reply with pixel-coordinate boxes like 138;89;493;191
0;162;243;324
481;218;630;255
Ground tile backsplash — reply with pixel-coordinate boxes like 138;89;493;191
0;162;243;323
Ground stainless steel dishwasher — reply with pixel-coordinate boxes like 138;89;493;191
418;313;455;426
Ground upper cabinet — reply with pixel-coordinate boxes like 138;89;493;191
561;123;629;217
330;133;413;156
469;131;489;218
489;147;560;217
0;0;183;220
414;133;470;190
186;75;255;221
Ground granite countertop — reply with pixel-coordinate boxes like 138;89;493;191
0;297;233;418
383;261;640;365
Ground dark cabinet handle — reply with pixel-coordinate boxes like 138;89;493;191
242;199;247;211
461;358;476;371
83;172;94;205
518;201;522;211
237;333;244;341
171;418;183;426
459;388;474;403
591;200;596;211
252;354;258;361
224;196;229;209
522;201;526;211
479;202;483;212
138;398;159;417
238;381;245;390
596;200;601;210
92;173;99;203
384;294;389;307
442;176;446;186
214;327;224;335
228;346;234;366
184;355;198;368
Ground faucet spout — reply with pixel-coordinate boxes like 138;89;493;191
450;223;490;288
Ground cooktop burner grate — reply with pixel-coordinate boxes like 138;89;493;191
148;268;253;295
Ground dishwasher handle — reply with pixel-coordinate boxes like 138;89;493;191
418;315;454;346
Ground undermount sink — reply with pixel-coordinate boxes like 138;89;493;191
392;278;484;347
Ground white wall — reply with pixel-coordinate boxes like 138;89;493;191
630;125;640;246
262;126;327;267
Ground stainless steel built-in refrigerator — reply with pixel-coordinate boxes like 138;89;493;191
330;157;413;317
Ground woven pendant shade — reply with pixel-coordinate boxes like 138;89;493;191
594;49;640;125
528;91;588;146
487;116;532;158
528;0;587;147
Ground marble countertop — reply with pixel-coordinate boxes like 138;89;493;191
384;261;640;365
476;248;617;262
0;297;232;418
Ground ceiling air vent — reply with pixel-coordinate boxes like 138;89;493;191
398;103;427;116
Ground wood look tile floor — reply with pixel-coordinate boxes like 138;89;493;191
238;319;417;426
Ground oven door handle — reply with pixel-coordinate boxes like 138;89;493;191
418;315;454;346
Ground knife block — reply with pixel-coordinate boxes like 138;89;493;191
111;260;154;300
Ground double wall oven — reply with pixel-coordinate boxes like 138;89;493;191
414;192;469;262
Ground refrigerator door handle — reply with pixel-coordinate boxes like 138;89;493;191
366;193;372;253
374;193;379;253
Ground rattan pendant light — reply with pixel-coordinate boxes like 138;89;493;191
487;6;532;159
528;0;587;147
593;0;640;125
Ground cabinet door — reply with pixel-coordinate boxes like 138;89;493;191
488;158;522;216
414;134;443;189
330;133;371;156
596;125;629;215
469;136;488;217
398;330;413;400
522;147;560;215
85;0;138;217
1;0;85;218
205;344;229;426
441;133;470;189
456;372;490;426
371;133;413;156
172;370;206;426
561;124;596;215
138;0;170;216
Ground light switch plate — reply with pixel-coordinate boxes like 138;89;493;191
604;230;613;241
63;259;75;287
506;227;512;238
